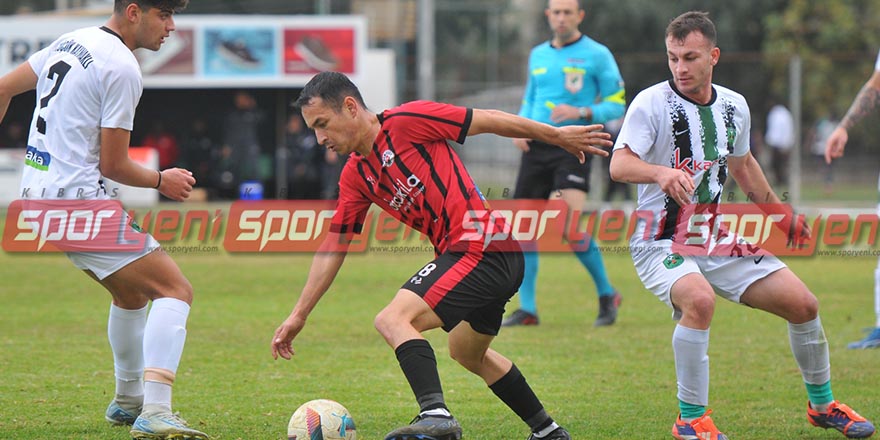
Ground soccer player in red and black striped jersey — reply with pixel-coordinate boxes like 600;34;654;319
270;72;611;440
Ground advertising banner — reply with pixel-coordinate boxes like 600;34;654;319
0;15;367;88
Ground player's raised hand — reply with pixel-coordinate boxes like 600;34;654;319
272;315;306;360
556;124;612;163
157;168;196;202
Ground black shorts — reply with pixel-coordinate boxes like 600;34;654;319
402;248;525;336
513;140;592;199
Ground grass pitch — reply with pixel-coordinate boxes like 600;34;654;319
1;216;879;439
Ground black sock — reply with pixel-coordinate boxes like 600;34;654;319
395;339;447;412
489;364;552;432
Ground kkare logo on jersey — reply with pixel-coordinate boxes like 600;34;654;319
673;148;717;176
25;146;51;171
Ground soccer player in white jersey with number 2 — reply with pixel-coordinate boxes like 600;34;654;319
610;11;874;440
0;1;209;439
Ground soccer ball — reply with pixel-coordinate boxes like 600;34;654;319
287;399;357;440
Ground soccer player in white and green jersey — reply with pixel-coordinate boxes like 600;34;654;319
610;11;874;440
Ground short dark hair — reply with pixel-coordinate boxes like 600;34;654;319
546;0;586;10
293;71;367;112
114;0;188;14
666;11;716;46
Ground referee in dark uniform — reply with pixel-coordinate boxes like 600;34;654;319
503;0;626;328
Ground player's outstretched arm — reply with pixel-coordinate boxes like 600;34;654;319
272;235;350;360
727;152;782;204
100;127;195;201
0;62;38;125
467;108;611;162
826;70;880;164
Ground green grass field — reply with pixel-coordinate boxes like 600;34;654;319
2;206;880;439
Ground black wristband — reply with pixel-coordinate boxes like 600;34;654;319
154;170;162;189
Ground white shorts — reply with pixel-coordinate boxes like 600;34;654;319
15;199;162;280
66;233;161;280
631;237;786;320
61;209;161;280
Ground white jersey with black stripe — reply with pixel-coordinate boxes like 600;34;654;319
20;26;141;200
613;80;752;241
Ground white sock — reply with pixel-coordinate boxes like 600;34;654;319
533;422;560;438
143;298;190;410
420;408;451;418
673;324;710;407
144;381;173;413
788;316;831;385
108;303;147;398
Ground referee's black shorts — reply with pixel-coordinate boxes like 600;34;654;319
513;140;592;199
401;247;524;336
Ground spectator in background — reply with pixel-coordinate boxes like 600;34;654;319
178;117;216;193
283;112;324;199
141;120;179;169
223;90;266;187
321;148;346;199
0;120;27;149
807;113;838;195
764;99;795;186
212;144;239;200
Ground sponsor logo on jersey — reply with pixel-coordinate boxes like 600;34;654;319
385;174;423;211
673;148;716;176
24;146;51;171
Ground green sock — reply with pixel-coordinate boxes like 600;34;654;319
806;381;834;411
679;400;706;421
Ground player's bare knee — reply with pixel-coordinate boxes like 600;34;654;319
448;348;481;373
687;291;716;316
373;309;394;339
790;292;819;323
154;278;194;304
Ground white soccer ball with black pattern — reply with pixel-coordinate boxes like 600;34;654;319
287;399;356;440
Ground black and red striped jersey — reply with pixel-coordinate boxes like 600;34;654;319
330;100;503;254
